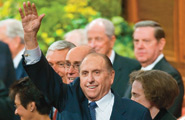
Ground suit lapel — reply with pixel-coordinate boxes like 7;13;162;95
112;54;122;85
81;98;91;120
110;93;127;120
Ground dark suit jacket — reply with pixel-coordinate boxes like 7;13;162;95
15;59;28;80
153;57;184;118
0;41;16;88
23;54;152;120
112;53;141;97
0;41;17;120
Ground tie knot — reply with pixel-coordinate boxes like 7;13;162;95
89;102;97;109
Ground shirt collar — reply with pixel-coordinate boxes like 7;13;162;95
13;48;25;69
109;50;115;64
89;90;114;111
141;54;164;71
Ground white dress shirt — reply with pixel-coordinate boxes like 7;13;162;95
89;90;114;120
109;50;115;64
13;48;25;69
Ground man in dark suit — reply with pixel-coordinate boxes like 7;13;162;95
19;2;152;120
85;18;140;97
0;19;27;80
0;41;16;88
132;20;184;118
0;41;17;120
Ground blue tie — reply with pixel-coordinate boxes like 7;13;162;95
89;102;97;120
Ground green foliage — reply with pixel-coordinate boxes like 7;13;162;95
0;0;134;58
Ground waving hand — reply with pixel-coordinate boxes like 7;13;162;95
19;1;45;49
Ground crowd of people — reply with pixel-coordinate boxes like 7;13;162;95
0;1;184;120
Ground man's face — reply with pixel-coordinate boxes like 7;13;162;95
133;27;165;67
80;55;114;101
46;49;69;83
14;94;33;120
131;80;151;109
65;47;89;84
0;26;14;53
87;23;115;57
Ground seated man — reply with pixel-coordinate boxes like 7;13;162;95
19;1;152;120
130;70;179;120
9;77;51;120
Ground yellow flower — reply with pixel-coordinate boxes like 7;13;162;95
41;32;48;38
45;37;55;45
56;29;64;36
66;13;74;19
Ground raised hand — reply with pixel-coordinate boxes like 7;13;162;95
19;1;45;50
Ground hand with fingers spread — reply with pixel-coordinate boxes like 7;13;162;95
19;1;45;50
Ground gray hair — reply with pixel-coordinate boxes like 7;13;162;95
0;19;24;43
85;18;115;39
134;20;165;40
64;29;87;46
46;40;76;56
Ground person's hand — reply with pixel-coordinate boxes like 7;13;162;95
19;1;45;50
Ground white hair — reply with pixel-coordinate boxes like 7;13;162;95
0;19;24;43
85;18;115;39
46;40;76;56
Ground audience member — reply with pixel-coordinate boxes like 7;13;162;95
130;70;179;120
46;40;76;83
64;29;87;46
65;45;94;84
132;20;184;117
85;18;141;97
0;19;27;80
0;41;16;120
52;45;94;120
19;1;152;120
9;77;51;120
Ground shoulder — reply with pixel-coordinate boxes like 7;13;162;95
154;57;182;79
114;53;140;67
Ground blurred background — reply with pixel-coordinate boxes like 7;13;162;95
0;0;135;58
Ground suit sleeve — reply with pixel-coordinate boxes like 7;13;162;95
0;80;15;120
23;53;68;111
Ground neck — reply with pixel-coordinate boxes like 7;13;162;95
32;114;50;120
12;45;24;59
149;106;160;119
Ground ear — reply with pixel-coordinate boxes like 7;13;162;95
13;36;22;48
27;102;36;112
110;70;115;85
158;38;166;51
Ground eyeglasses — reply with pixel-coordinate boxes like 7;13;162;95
49;62;65;68
65;62;80;70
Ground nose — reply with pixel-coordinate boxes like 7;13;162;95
67;65;76;74
87;73;95;83
137;41;144;48
15;109;18;115
88;39;96;49
131;96;134;101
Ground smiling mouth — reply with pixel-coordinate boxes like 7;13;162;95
87;85;97;89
